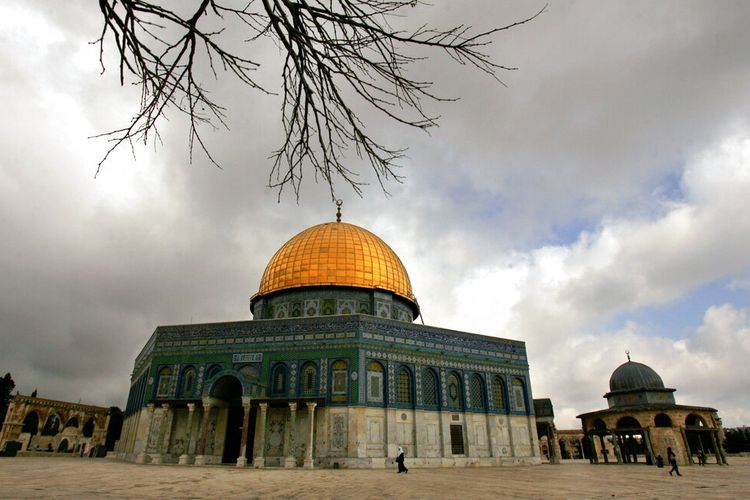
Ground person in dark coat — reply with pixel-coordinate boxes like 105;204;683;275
667;447;682;476
396;446;408;473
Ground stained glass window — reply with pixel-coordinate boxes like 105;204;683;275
331;360;348;402
368;361;384;403
493;376;505;411
301;362;317;396
181;367;195;396
397;367;412;404
423;369;438;406
157;367;172;397
513;378;526;412
272;364;287;395
471;374;485;410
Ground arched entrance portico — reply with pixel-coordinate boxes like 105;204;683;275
684;413;724;464
615;416;653;464
210;375;256;465
22;412;39;436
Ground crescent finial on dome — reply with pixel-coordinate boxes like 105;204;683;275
335;199;343;222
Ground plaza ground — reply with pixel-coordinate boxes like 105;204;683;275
0;456;747;499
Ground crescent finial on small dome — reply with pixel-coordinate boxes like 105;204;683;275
335;199;343;222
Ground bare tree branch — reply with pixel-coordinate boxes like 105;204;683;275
94;0;546;200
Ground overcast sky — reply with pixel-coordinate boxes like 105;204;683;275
1;1;749;429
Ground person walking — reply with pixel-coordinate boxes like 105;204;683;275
667;447;682;476
396;446;408;474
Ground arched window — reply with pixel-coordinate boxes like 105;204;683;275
82;417;96;438
272;363;287;395
447;372;463;409
397;367;412;404
22;412;39;435
593;418;607;431
331;360;348;402
181;367;196;397
367;361;385;403
65;417;79;428
42;413;61;436
470;374;486;410
685;414;707;427
206;364;222;380
492;376;506;411
422;369;439;407
654;413;672;427
616;416;641;429
512;378;527;412
301;362;318;396
156;367;172;397
57;439;69;452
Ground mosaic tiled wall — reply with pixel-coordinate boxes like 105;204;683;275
251;287;414;323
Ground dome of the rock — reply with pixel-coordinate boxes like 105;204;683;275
251;221;417;312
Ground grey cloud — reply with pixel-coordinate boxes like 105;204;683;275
1;0;750;427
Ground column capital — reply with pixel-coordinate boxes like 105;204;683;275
161;403;171;410
259;402;269;410
187;403;196;411
146;403;156;412
288;402;298;411
306;402;317;411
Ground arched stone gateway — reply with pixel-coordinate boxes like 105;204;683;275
0;395;109;454
22;412;39;436
578;357;727;466
57;438;69;452
128;369;267;466
614;416;652;464
209;375;254;465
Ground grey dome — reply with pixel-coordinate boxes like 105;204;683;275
608;360;665;392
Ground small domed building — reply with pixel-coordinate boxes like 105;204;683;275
113;212;541;467
578;355;727;466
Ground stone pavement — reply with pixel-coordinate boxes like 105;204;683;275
0;456;747;499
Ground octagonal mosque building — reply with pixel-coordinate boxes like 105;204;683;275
114;211;540;467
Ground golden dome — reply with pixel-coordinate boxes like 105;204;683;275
254;222;417;306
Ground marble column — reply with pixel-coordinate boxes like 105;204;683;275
642;428;656;465
236;399;252;467
547;424;560;464
135;404;155;464
304;402;316;469
193;402;213;466
679;427;693;464
599;435;609;463
151;403;173;464
716;431;728;465
254;403;268;468
284;402;298;467
178;403;196;465
588;434;598;464
709;431;723;465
